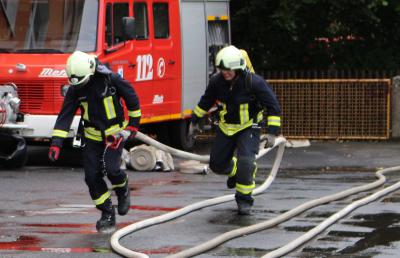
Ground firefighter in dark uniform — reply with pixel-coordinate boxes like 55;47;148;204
48;51;141;232
190;45;281;215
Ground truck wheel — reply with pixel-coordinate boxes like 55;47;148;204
169;119;194;151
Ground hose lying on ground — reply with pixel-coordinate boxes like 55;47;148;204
263;166;400;258
167;166;400;258
110;133;287;258
135;131;273;163
115;132;400;258
135;132;210;163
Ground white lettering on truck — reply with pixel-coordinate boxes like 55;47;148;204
136;54;154;81
152;94;164;104
39;68;68;78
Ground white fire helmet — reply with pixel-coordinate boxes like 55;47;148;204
215;45;246;71
66;51;97;87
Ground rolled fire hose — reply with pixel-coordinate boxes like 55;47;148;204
110;133;287;258
128;145;157;171
169;166;400;258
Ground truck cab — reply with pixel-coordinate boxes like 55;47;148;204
0;0;230;168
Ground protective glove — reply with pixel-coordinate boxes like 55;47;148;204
48;146;61;162
114;126;138;141
106;127;138;149
124;126;138;139
264;134;276;148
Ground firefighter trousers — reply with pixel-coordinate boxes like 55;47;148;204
82;139;128;211
209;126;260;203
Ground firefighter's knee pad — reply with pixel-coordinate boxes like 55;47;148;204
236;157;256;185
209;158;234;175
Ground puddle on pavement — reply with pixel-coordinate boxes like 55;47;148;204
215;247;269;257
0;221;113;254
291;212;400;257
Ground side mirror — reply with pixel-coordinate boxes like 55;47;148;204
122;17;136;41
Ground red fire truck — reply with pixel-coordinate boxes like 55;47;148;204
0;0;230;168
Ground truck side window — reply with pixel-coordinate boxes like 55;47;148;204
105;4;112;46
134;3;149;40
113;3;129;44
153;3;169;39
105;2;129;47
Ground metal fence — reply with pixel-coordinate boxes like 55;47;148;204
269;79;391;139
263;70;400;80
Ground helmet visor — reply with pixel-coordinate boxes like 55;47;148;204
68;74;90;87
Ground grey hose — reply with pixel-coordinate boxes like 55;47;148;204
110;136;287;258
263;166;400;258
169;166;399;258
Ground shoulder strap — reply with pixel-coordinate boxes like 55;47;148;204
245;70;252;92
245;70;264;124
245;70;255;101
107;73;125;128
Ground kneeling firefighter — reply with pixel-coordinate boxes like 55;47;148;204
190;45;281;215
48;51;141;232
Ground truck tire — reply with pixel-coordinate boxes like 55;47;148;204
169;119;195;151
3;144;28;169
0;137;28;169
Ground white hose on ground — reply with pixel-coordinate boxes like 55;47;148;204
169;166;400;258
263;166;400;258
135;131;210;163
135;131;272;163
110;135;287;258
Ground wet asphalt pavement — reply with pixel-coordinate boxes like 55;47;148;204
1;140;400;257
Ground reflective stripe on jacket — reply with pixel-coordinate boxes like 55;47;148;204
51;65;141;146
194;72;281;136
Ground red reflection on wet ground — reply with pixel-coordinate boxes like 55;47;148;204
170;180;190;185
131;205;180;211
142;246;182;255
24;223;93;228
135;179;190;187
31;230;96;234
22;223;96;234
0;235;40;250
0;235;94;253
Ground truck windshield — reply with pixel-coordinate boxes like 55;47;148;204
0;0;98;53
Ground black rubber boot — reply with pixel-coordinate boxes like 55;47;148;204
226;176;236;189
96;198;116;233
116;181;131;216
235;193;254;216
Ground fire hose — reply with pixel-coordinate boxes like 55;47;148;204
110;131;287;257
111;132;400;257
262;166;400;258
0;100;7;127
167;165;400;258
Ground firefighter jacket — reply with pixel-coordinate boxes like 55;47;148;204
51;65;141;147
193;71;281;136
